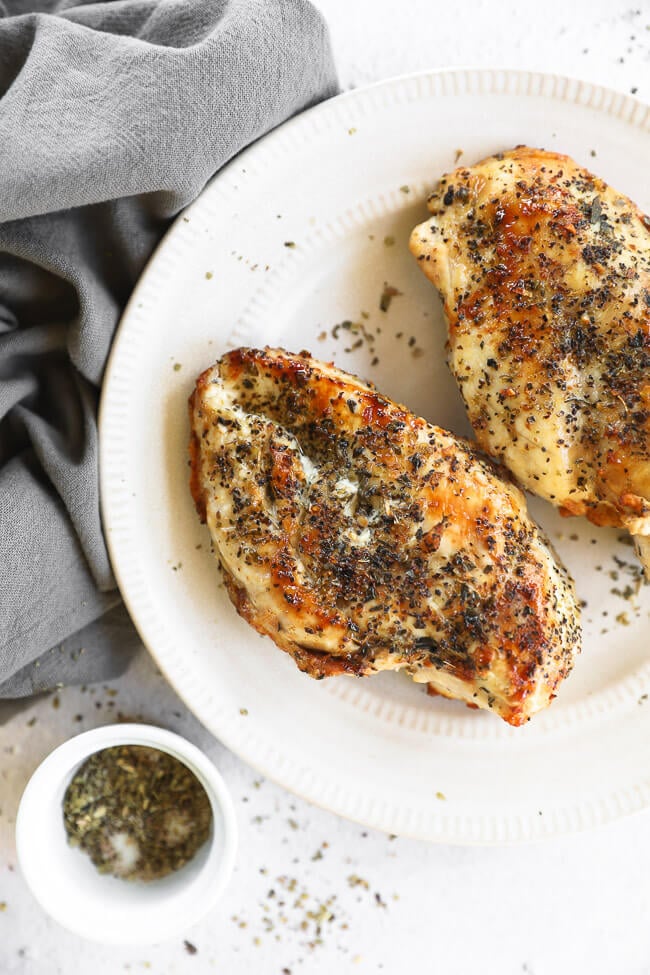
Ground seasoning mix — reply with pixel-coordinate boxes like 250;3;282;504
63;745;212;882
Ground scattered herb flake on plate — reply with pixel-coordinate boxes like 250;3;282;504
379;283;402;313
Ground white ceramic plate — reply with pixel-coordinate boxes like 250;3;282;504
100;69;650;844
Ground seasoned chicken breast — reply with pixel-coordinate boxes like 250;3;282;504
189;347;580;725
410;146;650;573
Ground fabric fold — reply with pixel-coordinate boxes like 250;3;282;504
0;0;338;696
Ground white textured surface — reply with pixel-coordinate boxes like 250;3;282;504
2;2;650;972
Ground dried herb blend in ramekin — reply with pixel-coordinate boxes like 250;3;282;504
63;745;212;882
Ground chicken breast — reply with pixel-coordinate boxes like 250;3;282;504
189;347;580;725
410;146;650;573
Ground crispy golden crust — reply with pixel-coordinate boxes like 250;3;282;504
189;347;580;725
410;146;650;564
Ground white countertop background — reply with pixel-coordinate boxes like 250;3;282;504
1;1;649;972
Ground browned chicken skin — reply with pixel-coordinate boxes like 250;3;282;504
189;347;580;725
410;146;650;574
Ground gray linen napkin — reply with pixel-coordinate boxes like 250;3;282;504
0;0;338;697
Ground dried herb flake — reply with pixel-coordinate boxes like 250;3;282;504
379;283;402;313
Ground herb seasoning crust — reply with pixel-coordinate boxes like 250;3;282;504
410;146;650;574
189;347;580;726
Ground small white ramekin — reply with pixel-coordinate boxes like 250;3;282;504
15;723;238;944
